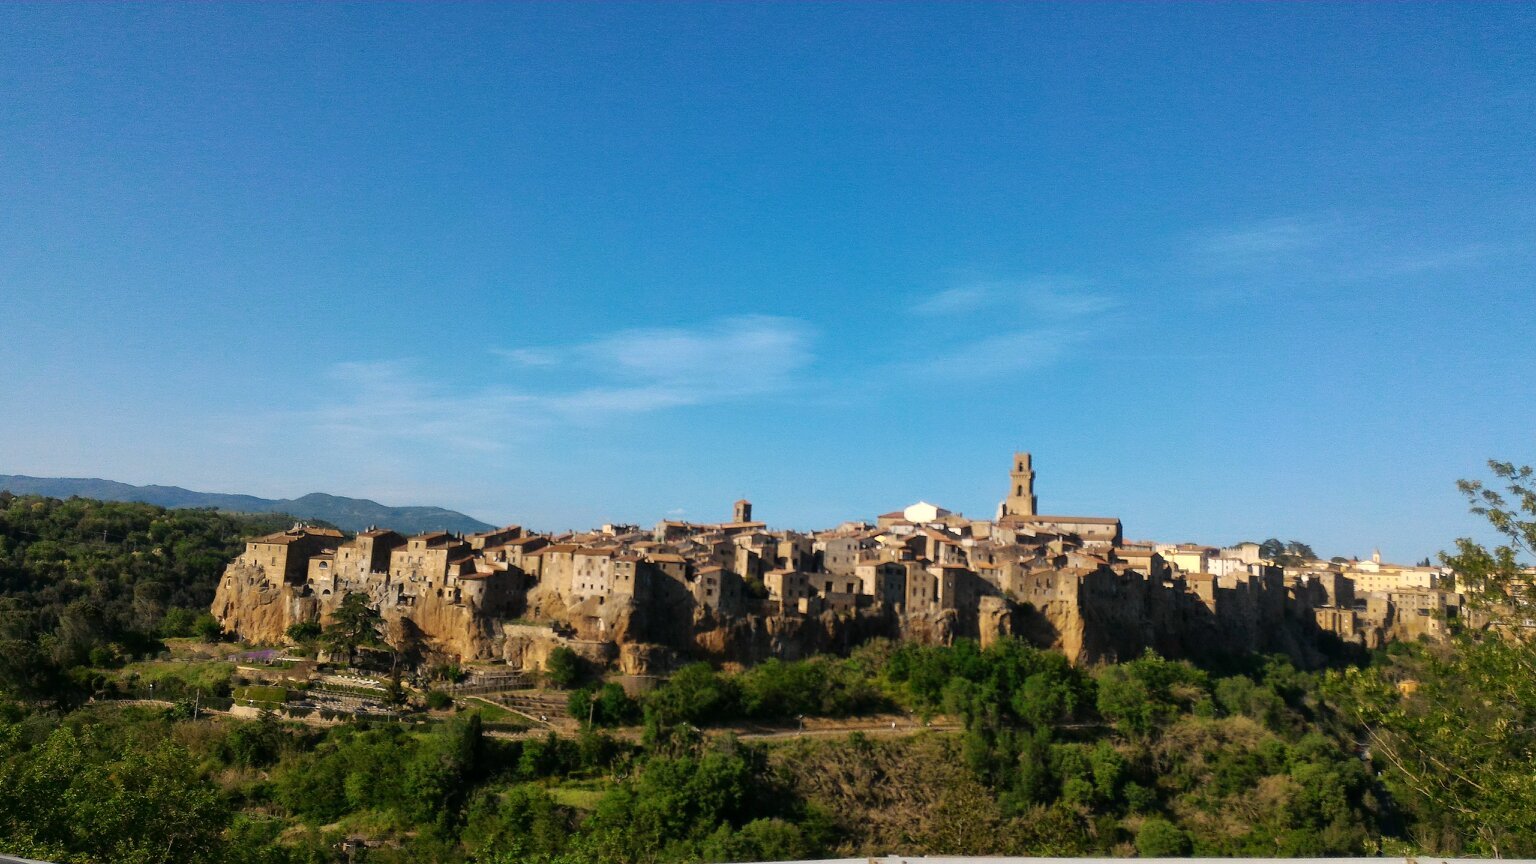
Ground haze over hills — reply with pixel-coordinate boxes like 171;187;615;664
0;474;496;535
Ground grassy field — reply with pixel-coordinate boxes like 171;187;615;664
233;684;290;705
546;780;612;811
162;638;251;661
113;659;236;695
462;699;532;729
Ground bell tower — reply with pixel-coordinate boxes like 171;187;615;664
1000;451;1037;517
733;499;753;523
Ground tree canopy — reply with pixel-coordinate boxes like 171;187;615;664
1330;459;1536;856
321;592;383;665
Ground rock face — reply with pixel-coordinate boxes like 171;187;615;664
212;565;298;646
213;563;497;660
213;553;1340;672
214;555;913;670
213;523;1358;675
999;568;1340;667
690;607;901;665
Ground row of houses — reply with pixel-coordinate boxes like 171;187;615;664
227;452;1463;659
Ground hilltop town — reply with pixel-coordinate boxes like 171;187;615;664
212;453;1461;673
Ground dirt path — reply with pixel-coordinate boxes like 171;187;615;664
734;720;961;740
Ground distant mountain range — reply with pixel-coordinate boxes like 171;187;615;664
0;475;497;535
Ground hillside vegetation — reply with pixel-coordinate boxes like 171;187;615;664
0;494;300;701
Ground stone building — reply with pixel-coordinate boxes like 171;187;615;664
212;450;1463;671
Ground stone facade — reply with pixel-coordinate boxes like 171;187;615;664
213;453;1463;672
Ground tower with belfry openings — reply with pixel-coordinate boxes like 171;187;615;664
1000;452;1037;517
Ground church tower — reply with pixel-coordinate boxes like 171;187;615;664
733;499;753;523
1000;451;1037;518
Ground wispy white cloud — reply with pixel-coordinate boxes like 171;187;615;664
492;347;560;367
1180;214;1526;306
1187;216;1324;272
915;328;1094;378
1339;240;1516;280
309;360;538;453
1019;281;1116;318
911;285;992;315
894;278;1115;380
296;316;816;457
508;314;814;418
911;279;1114;320
572;314;810;401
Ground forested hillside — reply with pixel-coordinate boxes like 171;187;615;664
0;494;305;700
0;636;1503;864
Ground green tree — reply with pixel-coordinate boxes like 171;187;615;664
1332;459;1536;856
321;592;382;665
161;607;197;638
1094;651;1206;739
1136;817;1192;856
195;612;224;642
644;662;737;728
544;646;582;689
402;716;482;826
1284;540;1317;560
462;784;577;861
0;637;68;704
286;620;322;643
0;724;230;864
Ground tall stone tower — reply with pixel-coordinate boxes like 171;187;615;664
1000;451;1037;518
733;499;753;523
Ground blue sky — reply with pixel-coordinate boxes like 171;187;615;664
2;4;1533;561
